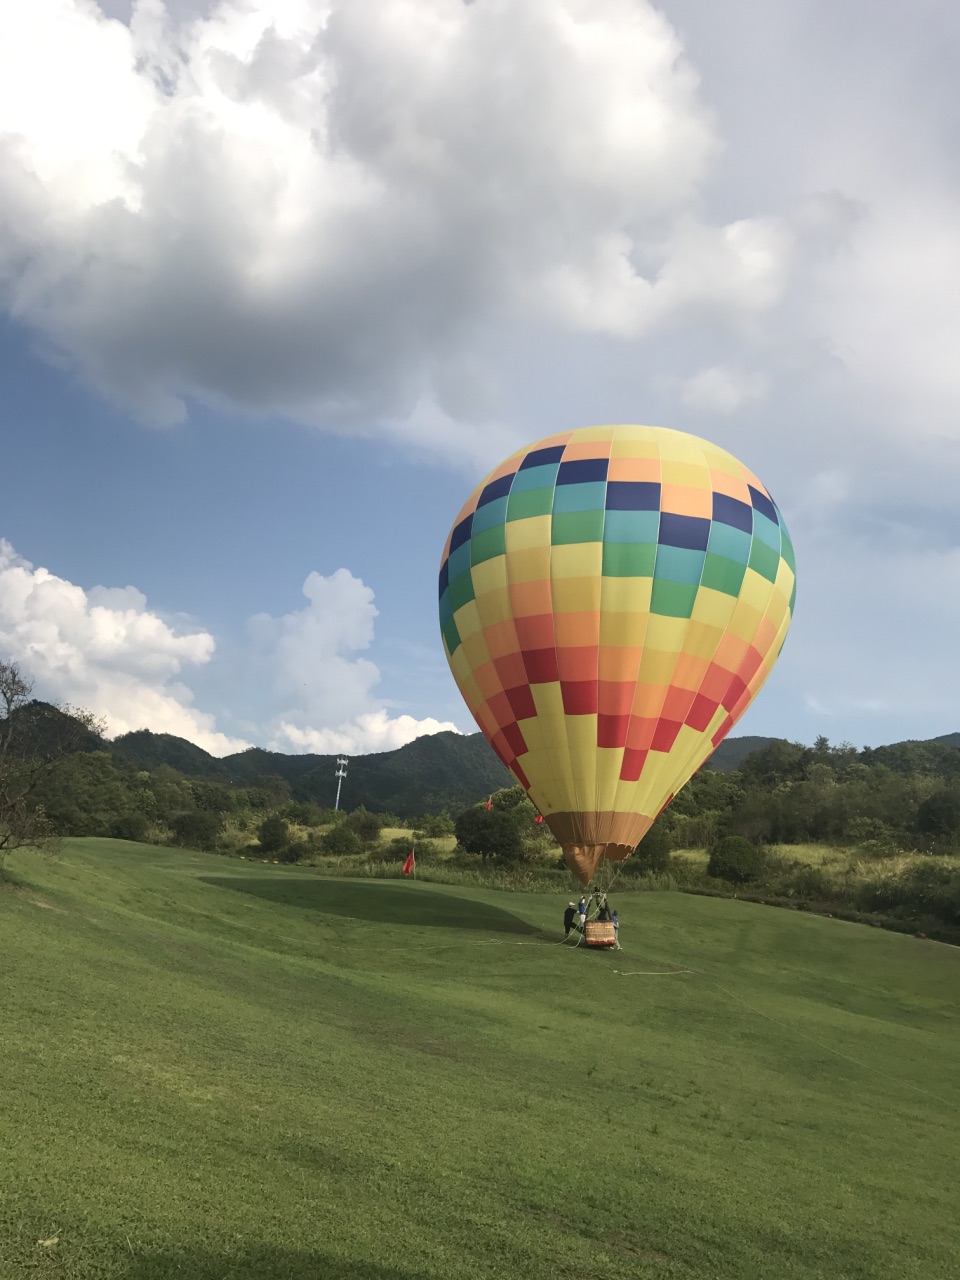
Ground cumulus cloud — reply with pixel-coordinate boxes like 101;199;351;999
0;538;247;754
244;567;459;754
678;364;768;414
0;0;806;451
0;541;450;756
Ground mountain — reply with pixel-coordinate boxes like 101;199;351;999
111;730;232;777
109;728;512;816
103;723;960;814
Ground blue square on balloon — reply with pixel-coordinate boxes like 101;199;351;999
658;513;710;551
712;493;753;533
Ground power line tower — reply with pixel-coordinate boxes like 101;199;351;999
334;756;348;811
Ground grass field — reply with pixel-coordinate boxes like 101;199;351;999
2;839;958;1280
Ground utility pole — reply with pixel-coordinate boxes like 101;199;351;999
334;756;348;811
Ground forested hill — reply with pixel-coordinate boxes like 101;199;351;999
111;728;514;816
14;699;960;817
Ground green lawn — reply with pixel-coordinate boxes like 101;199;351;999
2;839;958;1280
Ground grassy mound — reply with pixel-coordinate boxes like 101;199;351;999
2;838;958;1279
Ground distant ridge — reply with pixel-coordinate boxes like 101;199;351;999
110;727;513;817
707;735;783;772
94;719;960;815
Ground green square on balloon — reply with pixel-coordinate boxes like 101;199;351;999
441;613;461;655
448;570;476;613
749;539;780;584
470;525;506;565
651;578;697;618
602;541;657;577
700;553;747;597
507;487;554;521
551;511;605;544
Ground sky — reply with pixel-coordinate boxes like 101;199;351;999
1;0;959;760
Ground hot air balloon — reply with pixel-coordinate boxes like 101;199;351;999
439;425;796;886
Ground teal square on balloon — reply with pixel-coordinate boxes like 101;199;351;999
602;509;660;544
707;522;751;565
653;545;705;585
552;481;607;514
510;463;559;493
752;511;781;552
471;497;508;535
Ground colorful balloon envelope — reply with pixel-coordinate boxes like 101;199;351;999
439;425;796;884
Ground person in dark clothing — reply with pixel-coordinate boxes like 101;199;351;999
563;902;581;938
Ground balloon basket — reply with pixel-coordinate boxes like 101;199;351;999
583;921;617;948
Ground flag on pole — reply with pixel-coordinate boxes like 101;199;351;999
402;849;416;876
534;814;544;824
486;796;492;811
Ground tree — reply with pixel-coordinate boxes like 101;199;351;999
343;807;382;847
258;814;290;853
707;835;766;884
454;803;526;862
169;810;223;851
631;819;672;873
0;661;103;870
320;824;363;856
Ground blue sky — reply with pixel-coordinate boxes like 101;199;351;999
1;0;959;757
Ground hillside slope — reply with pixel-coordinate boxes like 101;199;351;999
2;840;958;1280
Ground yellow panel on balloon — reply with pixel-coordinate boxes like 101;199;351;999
551;544;603;578
599;576;653;613
505;515;552;553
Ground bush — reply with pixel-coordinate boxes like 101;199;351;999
277;842;308;864
169;810;223;851
110;812;150;843
381;837;439;864
320;824;363;856
257;814;289;853
413;813;455;838
343;807;383;847
707;835;766;884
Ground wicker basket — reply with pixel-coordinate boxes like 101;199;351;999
584;920;617;948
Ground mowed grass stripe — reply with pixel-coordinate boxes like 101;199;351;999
1;839;958;1280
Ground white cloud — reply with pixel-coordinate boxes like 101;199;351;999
678;364;768;414
0;538;247;754
0;0;806;451
245;567;459;753
0;540;456;756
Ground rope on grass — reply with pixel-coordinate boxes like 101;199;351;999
612;965;686;975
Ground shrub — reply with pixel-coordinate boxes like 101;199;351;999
413;813;455;838
320;824;363;856
707;835;766;884
257;814;289;853
381;837;440;864
169;810;223;851
110;812;150;843
343;807;383;847
277;842;307;864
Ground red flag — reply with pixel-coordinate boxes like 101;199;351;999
402;849;416;876
486;796;492;811
534;814;544;824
